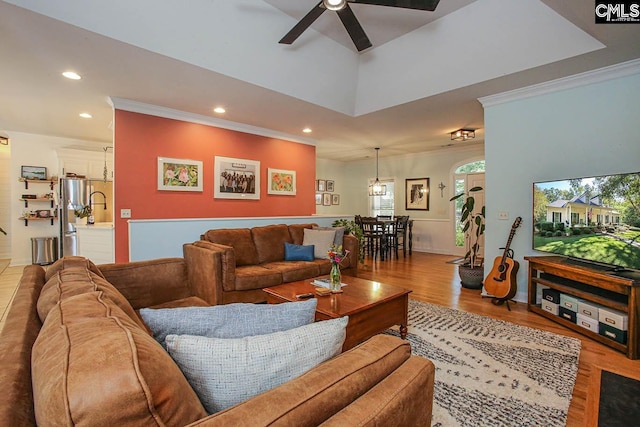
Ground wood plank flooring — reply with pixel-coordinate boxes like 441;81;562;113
1;253;638;426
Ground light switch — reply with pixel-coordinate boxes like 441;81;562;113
498;211;509;220
120;209;131;218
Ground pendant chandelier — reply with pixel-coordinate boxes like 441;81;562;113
369;147;386;196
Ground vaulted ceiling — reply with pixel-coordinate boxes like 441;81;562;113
1;0;639;161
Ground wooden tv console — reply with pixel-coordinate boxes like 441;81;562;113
525;256;639;359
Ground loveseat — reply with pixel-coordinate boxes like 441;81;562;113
186;223;359;304
0;255;435;426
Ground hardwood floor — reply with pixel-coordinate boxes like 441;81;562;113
1;253;638;426
357;252;640;427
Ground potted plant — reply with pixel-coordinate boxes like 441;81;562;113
74;205;92;224
332;219;365;263
450;186;485;288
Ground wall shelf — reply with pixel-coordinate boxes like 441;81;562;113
18;178;57;190
19;217;55;226
19;198;55;208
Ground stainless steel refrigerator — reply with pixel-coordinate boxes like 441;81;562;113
59;178;89;257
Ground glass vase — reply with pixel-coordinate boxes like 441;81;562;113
330;263;342;292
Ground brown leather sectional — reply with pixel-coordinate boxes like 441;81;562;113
0;255;435;426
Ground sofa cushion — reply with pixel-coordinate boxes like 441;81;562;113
140;299;317;346
31;291;207;427
262;261;321;282
37;267;147;331
313;226;345;247
203;228;259;266
44;256;105;281
165;316;348;414
235;265;283;291
252;224;292;264
284;242;315;261
288;223;316;245
303;228;337;259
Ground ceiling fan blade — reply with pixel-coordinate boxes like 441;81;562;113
351;0;441;11
336;4;372;52
279;2;327;45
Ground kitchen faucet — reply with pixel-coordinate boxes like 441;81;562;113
89;191;107;210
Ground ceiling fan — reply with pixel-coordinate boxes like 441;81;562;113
279;0;441;52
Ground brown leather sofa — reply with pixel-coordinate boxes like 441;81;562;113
0;255;435;427
185;223;359;304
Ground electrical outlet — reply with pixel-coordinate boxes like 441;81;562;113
498;211;509;220
120;209;131;218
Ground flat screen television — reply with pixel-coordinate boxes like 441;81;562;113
532;171;640;275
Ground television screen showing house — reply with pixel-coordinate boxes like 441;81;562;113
532;172;640;271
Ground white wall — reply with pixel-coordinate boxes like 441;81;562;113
7;131;105;266
316;145;485;255
482;63;640;302
0;143;10;258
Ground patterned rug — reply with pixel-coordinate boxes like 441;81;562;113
386;300;581;427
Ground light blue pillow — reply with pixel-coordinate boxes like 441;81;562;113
165;316;348;414
140;299;317;346
284;242;315;261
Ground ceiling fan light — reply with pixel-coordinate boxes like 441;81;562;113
323;0;347;11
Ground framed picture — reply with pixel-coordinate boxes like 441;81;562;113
326;180;335;192
267;168;296;196
315;193;322;205
406;178;430;211
214;156;260;200
35;209;51;218
322;193;331;206
331;194;340;205
21;166;47;180
317;179;326;192
157;157;203;191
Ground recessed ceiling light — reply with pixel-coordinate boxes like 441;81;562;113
213;107;226;114
62;71;82;80
303;128;312;133
79;113;92;119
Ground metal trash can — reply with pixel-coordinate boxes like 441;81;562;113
31;237;58;265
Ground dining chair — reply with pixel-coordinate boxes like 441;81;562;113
360;218;385;260
394;216;410;257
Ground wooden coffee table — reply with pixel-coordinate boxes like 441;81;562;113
264;276;411;350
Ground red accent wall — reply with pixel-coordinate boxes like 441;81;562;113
114;110;316;262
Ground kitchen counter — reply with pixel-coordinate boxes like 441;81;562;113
76;223;114;264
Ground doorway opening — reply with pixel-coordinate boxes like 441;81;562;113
452;161;485;256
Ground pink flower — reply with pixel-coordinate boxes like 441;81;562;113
178;167;189;183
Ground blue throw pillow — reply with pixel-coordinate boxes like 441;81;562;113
284;242;315;261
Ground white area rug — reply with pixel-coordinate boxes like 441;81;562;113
386;300;581;427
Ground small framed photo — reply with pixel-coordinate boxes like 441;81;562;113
267;168;296;196
317;179;326;192
215;156;260;200
331;194;340;205
35;209;51;218
326;180;335;192
315;193;322;205
21;166;47;180
406;178;430;211
158;157;203;192
322;193;331;206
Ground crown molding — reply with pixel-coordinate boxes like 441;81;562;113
478;58;640;108
108;97;316;146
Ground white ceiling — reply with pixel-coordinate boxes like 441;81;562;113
1;0;639;161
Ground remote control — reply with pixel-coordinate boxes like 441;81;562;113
295;293;314;299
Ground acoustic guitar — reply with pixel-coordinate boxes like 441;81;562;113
484;217;522;302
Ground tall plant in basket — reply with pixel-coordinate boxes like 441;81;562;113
450;186;485;288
